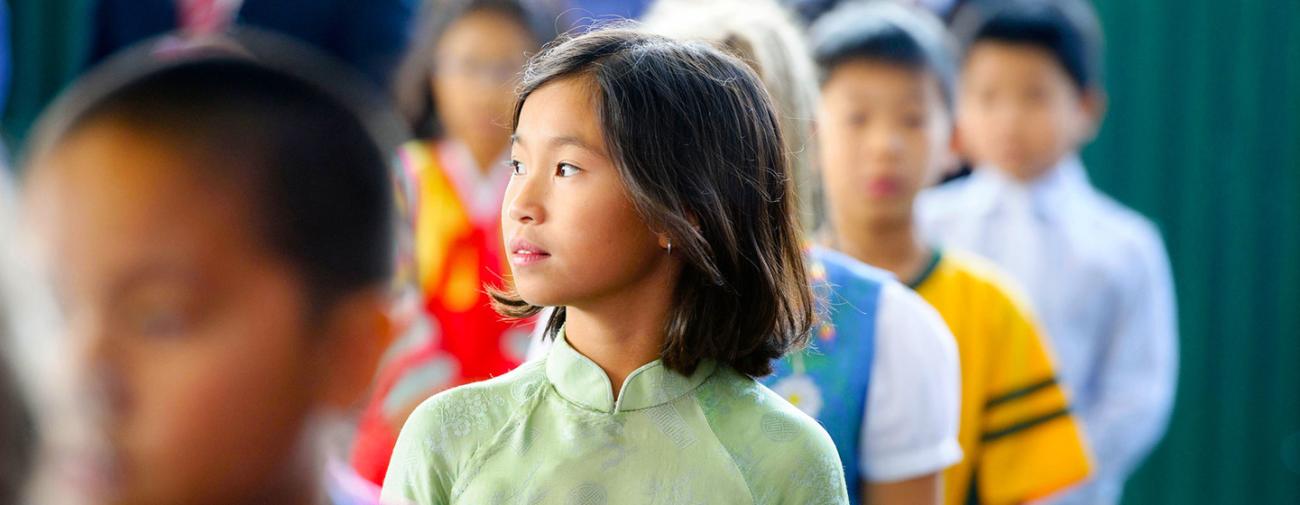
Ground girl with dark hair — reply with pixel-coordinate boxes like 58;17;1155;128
382;29;849;504
640;2;966;504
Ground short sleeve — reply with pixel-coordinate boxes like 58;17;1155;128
380;397;455;505
380;365;540;505
977;278;1092;502
860;281;963;482
760;402;852;505
777;439;852;505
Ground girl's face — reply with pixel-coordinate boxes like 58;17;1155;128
432;10;535;158
503;77;670;308
26;124;329;505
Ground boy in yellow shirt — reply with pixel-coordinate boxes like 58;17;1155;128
810;2;1091;503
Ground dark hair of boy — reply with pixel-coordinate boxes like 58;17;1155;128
394;0;567;139
951;0;1103;91
808;0;959;110
489;28;815;378
26;48;397;318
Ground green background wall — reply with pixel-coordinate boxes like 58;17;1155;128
4;0;1299;502
3;0;89;151
1086;1;1300;503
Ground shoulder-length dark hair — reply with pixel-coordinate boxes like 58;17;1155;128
491;28;814;378
393;0;566;139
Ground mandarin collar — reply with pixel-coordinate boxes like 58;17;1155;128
544;329;717;413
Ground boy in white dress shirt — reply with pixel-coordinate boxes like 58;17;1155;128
918;1;1178;503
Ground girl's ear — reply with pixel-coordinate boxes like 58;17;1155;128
312;288;394;410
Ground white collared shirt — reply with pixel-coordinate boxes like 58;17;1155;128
918;155;1178;504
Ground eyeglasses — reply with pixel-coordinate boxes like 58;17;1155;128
433;57;526;86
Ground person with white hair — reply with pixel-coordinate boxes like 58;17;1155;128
0;163;76;505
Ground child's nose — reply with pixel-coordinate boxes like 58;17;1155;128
506;177;546;225
865;126;905;159
77;323;131;419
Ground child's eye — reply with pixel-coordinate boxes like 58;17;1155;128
903;112;927;129
510;160;526;176
1023;87;1048;104
556;163;581;177
130;307;190;338
846;112;868;127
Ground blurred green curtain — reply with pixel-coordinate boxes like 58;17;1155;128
1087;0;1300;503
2;0;90;155
3;0;1300;503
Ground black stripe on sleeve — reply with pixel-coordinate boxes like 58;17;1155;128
985;376;1059;410
981;408;1072;443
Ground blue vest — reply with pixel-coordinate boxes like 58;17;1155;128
764;246;887;505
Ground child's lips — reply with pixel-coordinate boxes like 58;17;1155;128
508;237;551;267
510;250;551;266
865;178;901;197
60;445;124;500
993;145;1028;164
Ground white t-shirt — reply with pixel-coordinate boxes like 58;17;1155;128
859;281;963;482
523;279;963;483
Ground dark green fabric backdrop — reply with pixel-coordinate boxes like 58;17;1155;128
1086;1;1300;503
2;0;89;152
3;0;1299;502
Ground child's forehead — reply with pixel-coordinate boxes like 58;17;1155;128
34;124;261;243
526;73;598;106
515;77;606;150
438;10;537;54
43;123;231;194
445;8;533;36
963;40;1070;77
825;59;945;102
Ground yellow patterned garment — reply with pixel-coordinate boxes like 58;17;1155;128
382;332;850;505
910;250;1092;505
